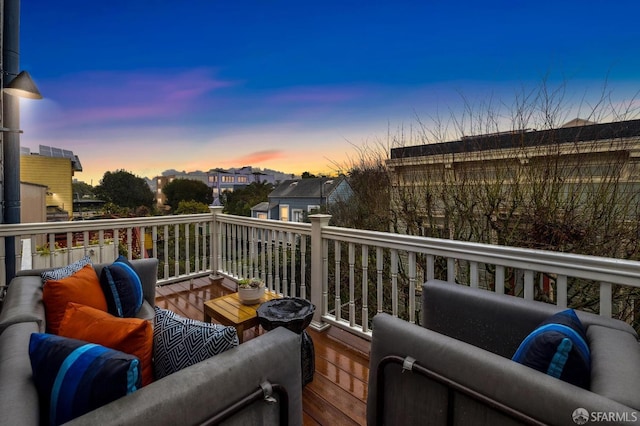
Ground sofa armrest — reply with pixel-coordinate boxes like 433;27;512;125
67;327;303;426
368;313;636;426
0;276;45;333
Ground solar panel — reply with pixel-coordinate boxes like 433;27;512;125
38;145;52;156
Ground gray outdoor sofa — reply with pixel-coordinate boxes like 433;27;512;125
0;258;303;425
367;279;640;425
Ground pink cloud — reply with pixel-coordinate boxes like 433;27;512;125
227;150;286;165
44;68;234;126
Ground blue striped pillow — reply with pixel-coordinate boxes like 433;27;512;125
512;309;591;388
29;333;141;426
99;256;144;317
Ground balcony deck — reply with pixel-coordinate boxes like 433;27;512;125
154;276;370;426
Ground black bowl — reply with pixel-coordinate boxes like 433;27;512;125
257;297;316;333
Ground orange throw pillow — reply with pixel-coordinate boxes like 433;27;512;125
43;264;107;335
58;303;154;386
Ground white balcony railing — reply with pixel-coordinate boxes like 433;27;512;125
0;213;216;287
2;207;640;341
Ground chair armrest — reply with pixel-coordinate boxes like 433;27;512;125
67;327;303;426
368;313;635;426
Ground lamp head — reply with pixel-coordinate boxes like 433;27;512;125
4;70;43;99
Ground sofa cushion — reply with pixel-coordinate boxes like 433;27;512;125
512;309;590;389
40;255;92;282
29;333;141;426
588;325;640;409
99;256;144;318
43;264;108;334
0;322;41;426
58;303;154;386
153;307;238;379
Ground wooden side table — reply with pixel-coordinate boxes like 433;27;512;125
203;291;280;343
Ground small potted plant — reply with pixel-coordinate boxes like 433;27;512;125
237;277;266;304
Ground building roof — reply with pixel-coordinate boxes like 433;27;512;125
390;118;640;160
269;177;343;198
251;201;269;212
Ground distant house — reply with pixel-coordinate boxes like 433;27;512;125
251;202;270;220
254;177;353;221
154;166;281;208
207;166;277;198
20;145;83;221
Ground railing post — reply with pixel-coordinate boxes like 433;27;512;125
209;206;224;278
309;214;331;331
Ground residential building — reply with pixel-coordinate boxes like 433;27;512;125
386;118;640;231
154;167;280;208
386;118;640;294
257;177;353;221
20;145;83;221
208;166;276;198
20;182;47;223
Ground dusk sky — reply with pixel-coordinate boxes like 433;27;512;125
18;1;640;185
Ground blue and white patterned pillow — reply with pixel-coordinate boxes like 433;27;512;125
41;255;92;283
29;333;141;426
99;256;144;318
153;307;239;379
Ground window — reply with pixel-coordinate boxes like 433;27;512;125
222;176;234;183
280;205;289;221
257;213;267;219
237;176;248;183
292;209;303;222
208;176;217;183
307;205;320;212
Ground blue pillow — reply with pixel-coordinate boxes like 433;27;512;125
29;333;141;426
512;309;590;388
100;256;144;317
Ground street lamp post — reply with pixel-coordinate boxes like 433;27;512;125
2;0;42;281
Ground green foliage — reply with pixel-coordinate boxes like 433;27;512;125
330;165;390;231
72;181;96;199
94;170;154;210
221;181;273;216
100;202;132;217
175;200;210;214
301;171;317;178
163;179;213;210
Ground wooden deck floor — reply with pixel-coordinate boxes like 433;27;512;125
154;276;370;425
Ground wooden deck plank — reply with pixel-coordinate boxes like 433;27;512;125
305;372;367;424
302;386;361;426
154;277;368;426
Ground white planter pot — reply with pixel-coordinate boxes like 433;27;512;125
237;286;265;304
